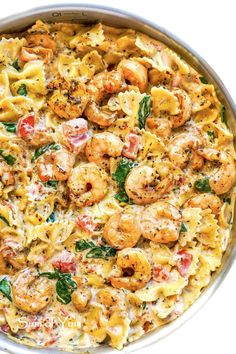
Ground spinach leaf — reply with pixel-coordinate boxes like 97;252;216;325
207;130;215;143
138;95;151;129
0;278;12;301
194;177;211;192
223;197;231;204
142;302;147;310
199;76;208;84
76;240;117;260
17;84;27;96
39;269;77;304
11;58;20;71
1;122;17;133
31;143;61;162
112;157;137;204
0;215;10;226
44;180;58;189
46;210;56;223
0;149;16;165
180;222;188;233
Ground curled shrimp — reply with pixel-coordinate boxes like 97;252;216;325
103;206;141;249
85;70;126;126
197;148;236;195
185;193;222;215
125;165;173;205
85;132;123;169
118;59;148;93
0;161;14;187
71;287;91;312
171;89;191;128
110;248;152;291
26;33;56;52
36;148;74;182
67;162;108;207
169;132;204;170
141;201;182;243
48;78;88;119
12;268;53;313
146;117;172;138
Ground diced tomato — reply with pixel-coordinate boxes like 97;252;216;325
176;250;193;277
153;265;170;282
122;133;140;159
52;250;76;273
17;114;35;139
76;214;97;233
62;118;90;153
0;239;21;257
0;324;10;333
60;308;69;317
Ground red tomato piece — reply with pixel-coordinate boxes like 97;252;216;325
176;250;193;277
122;133;140;159
153;265;170;282
17;114;35;139
76;214;97;233
52;250;76;273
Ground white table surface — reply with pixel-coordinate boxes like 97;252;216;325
1;1;235;354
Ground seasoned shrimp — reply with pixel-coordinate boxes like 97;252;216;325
185;193;221;215
36;148;74;182
125;165;173;205
0;161;14;186
146;117;172;138
20;46;53;63
171;89;191;128
68;162;108;207
103;206;141;249
141;201;182;243
85;132;123;169
169;133;204;170
72;287;91;312
48;78;88;119
26;33;56;52
12;268;53;313
118;59;148;93
96;288;125;308
110;248;151;291
85;70;126;126
197;148;236;195
61;118;91;154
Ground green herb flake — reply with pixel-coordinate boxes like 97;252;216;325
199;76;208;84
221;104;226;124
207;130;215;143
1;122;17;133
142;302;147;310
194;177;211;192
17;84;27;96
76;240;117;260
0;149;16;165
0;215;10;226
138;95;151;129
0;278;12;301
39;269;77;304
112;157;137;204
11;58;20;71
31;143;61;162
223;197;231;204
180;222;188;233
44;180;58;189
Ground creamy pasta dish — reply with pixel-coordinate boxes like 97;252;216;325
0;20;235;351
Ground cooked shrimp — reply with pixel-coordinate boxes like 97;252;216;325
20;46;53;63
67;162;108;207
125;165;173;205
12;268;53;313
103;206;141;249
71;287;91;312
48;78;88;119
26;33;56;52
61;118;91;154
0;161;14;186
185;193;222;215
110;248;151;291
141;201;182;243
36;148;74;182
197;148;236;195
171;89;191;128
85;70;126;126
85;132;123;169
169;133;204;170
96;288;125;308
118;59;148;93
146;117;172;138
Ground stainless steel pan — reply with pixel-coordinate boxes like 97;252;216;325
0;4;235;354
